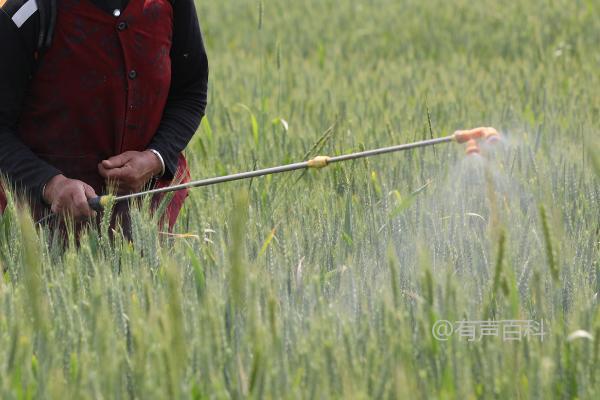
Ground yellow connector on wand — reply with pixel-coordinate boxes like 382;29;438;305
88;195;115;211
307;156;331;169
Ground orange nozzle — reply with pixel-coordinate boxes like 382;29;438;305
465;139;480;155
483;127;501;144
453;127;501;145
453;128;486;143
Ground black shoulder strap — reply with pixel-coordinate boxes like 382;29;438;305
35;0;56;51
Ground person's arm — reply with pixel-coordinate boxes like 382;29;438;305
0;1;62;201
147;0;209;179
1;1;97;217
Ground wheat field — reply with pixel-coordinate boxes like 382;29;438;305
1;0;599;398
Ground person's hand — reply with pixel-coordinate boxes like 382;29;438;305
98;151;163;195
43;175;97;219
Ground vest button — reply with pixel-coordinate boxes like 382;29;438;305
128;70;137;80
117;22;128;31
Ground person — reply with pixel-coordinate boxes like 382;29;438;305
0;0;209;230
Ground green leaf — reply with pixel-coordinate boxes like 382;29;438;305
258;228;277;257
238;104;260;146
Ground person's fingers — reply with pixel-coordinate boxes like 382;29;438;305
83;185;99;217
70;188;86;214
72;185;94;218
102;166;129;180
98;163;109;178
83;184;97;199
104;167;138;195
102;152;131;169
99;163;128;181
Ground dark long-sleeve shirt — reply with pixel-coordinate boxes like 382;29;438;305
0;0;208;199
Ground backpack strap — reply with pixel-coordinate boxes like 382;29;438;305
36;0;56;50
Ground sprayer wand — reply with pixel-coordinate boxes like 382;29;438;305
88;127;500;211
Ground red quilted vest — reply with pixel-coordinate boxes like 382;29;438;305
1;0;190;228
